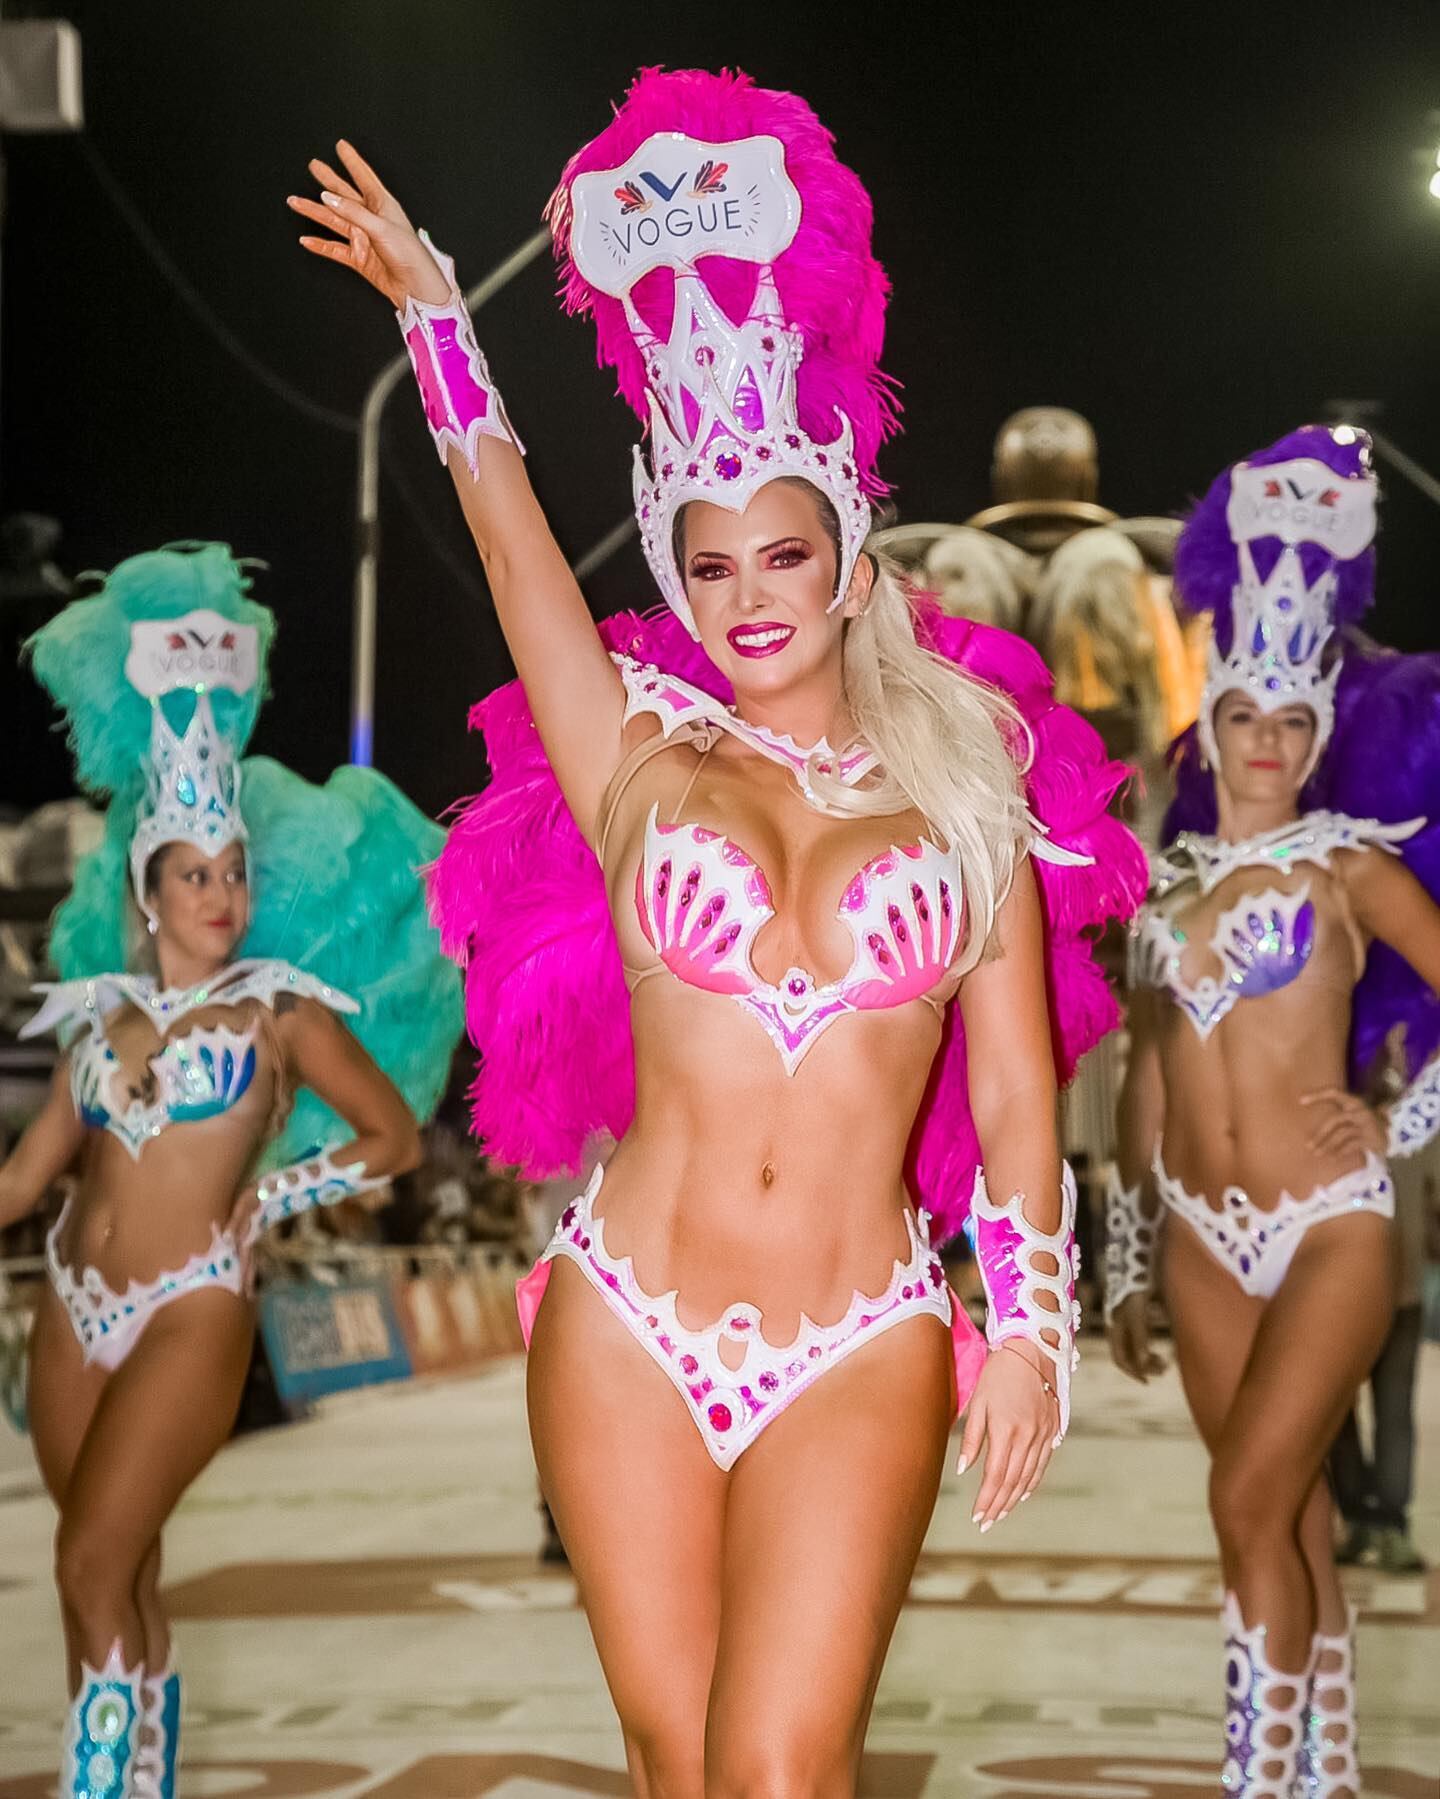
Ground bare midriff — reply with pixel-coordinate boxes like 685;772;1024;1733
54;1000;279;1290
1156;861;1367;1211
594;728;961;1339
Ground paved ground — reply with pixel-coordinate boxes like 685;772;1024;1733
0;1344;1436;1796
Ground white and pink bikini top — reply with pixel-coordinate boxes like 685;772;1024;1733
603;657;966;1074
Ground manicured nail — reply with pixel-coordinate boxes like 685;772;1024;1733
980;1519;994;1535
1020;1491;1031;1503
998;1510;1010;1523
971;1511;982;1525
322;191;342;208
955;1455;968;1474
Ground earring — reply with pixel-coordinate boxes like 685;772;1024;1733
147;918;159;937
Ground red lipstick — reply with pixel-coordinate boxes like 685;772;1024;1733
727;621;795;659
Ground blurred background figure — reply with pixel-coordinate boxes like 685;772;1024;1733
0;514;76;811
1331;1037;1439;1574
878;406;1207;848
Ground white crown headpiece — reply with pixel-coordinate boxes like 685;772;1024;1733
1199;454;1378;775
124;611;260;920
567;132;872;638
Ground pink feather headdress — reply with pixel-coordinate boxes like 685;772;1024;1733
546;67;899;636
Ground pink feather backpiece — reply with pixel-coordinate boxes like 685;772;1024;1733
429;601;1146;1240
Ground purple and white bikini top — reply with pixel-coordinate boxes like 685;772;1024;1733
603;656;968;1075
1129;811;1420;1042
23;959;358;1160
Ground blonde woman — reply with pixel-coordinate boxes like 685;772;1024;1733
296;70;1141;1798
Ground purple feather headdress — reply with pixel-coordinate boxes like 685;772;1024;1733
1174;425;1377;649
1178;424;1379;775
546;67;899;636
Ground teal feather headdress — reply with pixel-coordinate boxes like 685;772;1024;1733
30;544;462;1163
28;543;274;800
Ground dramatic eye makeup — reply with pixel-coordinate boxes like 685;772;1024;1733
764;537;812;567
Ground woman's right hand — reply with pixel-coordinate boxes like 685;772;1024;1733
288;140;453;310
1107;1291;1165;1383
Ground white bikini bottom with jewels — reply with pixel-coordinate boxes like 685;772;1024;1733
1152;1152;1393;1300
46;1199;246;1371
530;1166;956;1471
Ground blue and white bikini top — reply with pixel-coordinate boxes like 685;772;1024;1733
1129;811;1421;1041
22;959;358;1159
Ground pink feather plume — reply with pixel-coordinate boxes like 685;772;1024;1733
546;66;899;496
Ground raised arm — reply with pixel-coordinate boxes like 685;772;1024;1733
230;998;421;1246
1303;847;1440;1163
954;862;1074;1529
1107;985;1167;1382
0;1055;86;1233
290;141;626;837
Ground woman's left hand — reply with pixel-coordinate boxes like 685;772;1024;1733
957;1338;1059;1531
227;1184;263;1291
1300;1088;1388;1160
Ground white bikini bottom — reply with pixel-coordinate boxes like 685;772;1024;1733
46;1199;247;1371
519;1165;964;1471
1152;1151;1393;1300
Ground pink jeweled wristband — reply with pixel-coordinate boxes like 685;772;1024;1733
970;1164;1081;1445
398;231;523;479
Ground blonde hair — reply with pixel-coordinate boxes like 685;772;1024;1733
810;547;1033;973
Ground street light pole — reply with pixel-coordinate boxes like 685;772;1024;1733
349;224;550;766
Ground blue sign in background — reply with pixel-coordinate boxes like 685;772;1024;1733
259;1278;412;1409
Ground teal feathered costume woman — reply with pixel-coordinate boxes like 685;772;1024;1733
2;542;460;1799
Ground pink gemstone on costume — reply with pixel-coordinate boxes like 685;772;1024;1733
729;1317;751;1332
680;1354;699;1376
714;451;742;481
759;1371;779;1392
708;1402;733;1432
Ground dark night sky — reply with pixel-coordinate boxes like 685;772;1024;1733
4;0;1439;817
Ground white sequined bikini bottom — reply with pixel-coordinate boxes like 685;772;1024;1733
1153;1151;1393;1299
522;1165;959;1471
46;1199;247;1371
